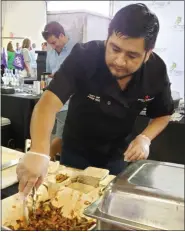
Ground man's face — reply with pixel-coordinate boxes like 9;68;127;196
105;32;151;79
47;34;65;52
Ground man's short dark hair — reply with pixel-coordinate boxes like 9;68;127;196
108;3;160;51
42;21;65;40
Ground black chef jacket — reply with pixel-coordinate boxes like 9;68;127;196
48;40;174;164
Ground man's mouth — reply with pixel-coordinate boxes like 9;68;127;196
113;66;127;73
110;63;125;71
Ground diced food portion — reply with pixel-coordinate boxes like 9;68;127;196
7;201;95;231
56;174;69;183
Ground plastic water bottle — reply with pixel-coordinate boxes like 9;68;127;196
6;69;10;86
14;69;19;87
12;73;16;87
9;70;14;86
4;69;10;86
15;69;18;77
10;69;14;86
10;69;13;77
18;70;24;92
2;69;7;86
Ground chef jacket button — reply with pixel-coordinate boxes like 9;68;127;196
107;101;111;105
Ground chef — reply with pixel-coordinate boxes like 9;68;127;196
17;3;174;197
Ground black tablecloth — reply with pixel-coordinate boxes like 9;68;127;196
1;183;18;200
1;93;40;150
133;115;185;165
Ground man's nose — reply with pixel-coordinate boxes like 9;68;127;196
114;54;127;67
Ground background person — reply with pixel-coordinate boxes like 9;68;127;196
7;41;15;73
42;21;73;160
21;38;32;77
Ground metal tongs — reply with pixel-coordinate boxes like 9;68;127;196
23;199;29;224
22;187;37;224
32;187;37;216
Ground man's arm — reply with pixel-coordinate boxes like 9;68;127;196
141;115;170;140
124;76;174;161
30;90;63;155
124;115;171;161
16;43;84;196
16;90;63;196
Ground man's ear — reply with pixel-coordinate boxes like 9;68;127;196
144;50;153;63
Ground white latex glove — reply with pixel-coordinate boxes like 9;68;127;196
124;134;151;162
16;151;50;197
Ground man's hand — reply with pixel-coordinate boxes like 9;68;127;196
124;134;151;162
16;152;50;197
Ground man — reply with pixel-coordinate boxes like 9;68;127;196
43;21;72;77
17;3;174;197
42;21;72;160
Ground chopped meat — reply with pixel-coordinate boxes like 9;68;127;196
8;201;95;231
55;174;69;183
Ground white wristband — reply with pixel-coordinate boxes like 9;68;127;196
139;134;151;145
26;151;50;160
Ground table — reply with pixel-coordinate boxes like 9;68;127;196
1;92;69;150
1;93;40;150
1;147;24;199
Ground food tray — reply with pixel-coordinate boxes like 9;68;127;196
2;166;115;231
1;188;97;231
84;160;184;231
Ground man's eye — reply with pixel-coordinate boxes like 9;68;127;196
128;55;137;59
112;47;120;52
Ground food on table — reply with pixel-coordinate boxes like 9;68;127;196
3;166;114;231
48;161;60;174
83;167;109;179
7;201;95;231
55;174;69;183
77;167;109;187
68;182;95;194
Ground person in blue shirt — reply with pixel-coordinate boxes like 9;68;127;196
42;21;72;160
43;21;72;77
